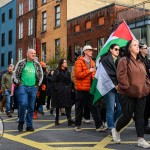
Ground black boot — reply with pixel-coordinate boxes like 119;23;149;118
18;122;24;131
55;120;60;125
68;119;75;126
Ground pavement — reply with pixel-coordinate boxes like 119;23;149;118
0;108;150;150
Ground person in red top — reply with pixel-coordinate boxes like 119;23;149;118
74;45;104;132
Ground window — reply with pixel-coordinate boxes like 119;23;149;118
8;51;12;65
55;38;60;57
85;40;92;46
19;3;23;16
2;13;5;23
1;33;5;46
74;25;80;32
29;0;33;11
42;0;47;4
19;22;23;39
131;27;147;44
98;38;104;53
8;30;12;44
1;54;5;67
55;5;60;27
42;43;46;62
98;17;104;26
42;11;47;32
18;48;23;60
75;44;81;59
85;21;91;29
9;9;13;19
28;18;33;36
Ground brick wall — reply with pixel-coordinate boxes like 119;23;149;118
36;0;67;63
67;4;118;62
16;0;36;61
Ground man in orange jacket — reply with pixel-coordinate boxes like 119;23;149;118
74;45;104;132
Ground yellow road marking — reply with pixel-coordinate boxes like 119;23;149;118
3;117;17;121
94;119;133;149
54;147;113;150
110;141;150;144
17;118;68;137
43;128;95;130
3;133;55;150
4;119;54;122
42;142;98;145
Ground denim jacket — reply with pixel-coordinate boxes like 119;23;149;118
13;59;43;86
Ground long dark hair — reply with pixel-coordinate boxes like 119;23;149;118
58;58;67;70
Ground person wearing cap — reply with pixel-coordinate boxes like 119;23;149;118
74;45;104;132
33;61;47;119
1;64;14;117
13;49;43;132
139;43;150;134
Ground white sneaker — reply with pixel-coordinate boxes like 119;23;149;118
84;119;91;124
75;126;82;132
111;128;121;143
96;126;106;132
138;138;150;148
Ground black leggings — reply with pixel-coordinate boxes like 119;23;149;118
116;94;146;137
55;107;71;121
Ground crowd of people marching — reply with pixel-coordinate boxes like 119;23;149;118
0;39;150;149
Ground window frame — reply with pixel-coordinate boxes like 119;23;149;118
8;30;12;44
42;43;46;62
19;22;23;39
19;3;23;16
74;24;80;32
55;5;60;27
29;0;33;11
28;17;33;36
55;38;60;57
9;8;13;20
85;21;92;30
8;51;12;65
42;11;47;32
1;53;5;67
2;13;5;23
18;48;23;61
1;33;5;47
42;0;47;4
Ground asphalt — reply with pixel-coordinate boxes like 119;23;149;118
0;108;150;150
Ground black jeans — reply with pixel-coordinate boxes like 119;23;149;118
144;93;150;126
55;107;72;121
75;90;102;129
116;94;146;137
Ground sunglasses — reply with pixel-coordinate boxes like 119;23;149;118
114;48;120;51
142;47;147;49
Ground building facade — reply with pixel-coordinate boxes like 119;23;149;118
67;2;150;62
67;4;124;62
16;0;36;62
0;0;16;72
36;0;67;63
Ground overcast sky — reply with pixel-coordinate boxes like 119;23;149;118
0;0;12;8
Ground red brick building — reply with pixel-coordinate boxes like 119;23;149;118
67;4;128;62
16;0;36;61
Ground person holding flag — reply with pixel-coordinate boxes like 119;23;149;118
100;44;122;132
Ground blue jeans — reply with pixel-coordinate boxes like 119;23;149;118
17;85;37;127
104;88;121;129
38;105;43;112
5;90;13;112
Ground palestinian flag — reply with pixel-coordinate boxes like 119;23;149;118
90;21;135;104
